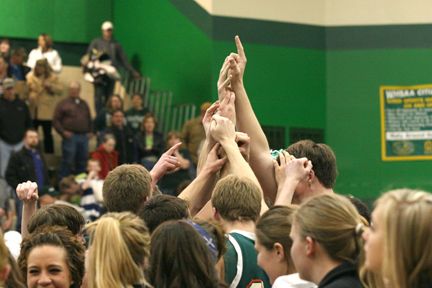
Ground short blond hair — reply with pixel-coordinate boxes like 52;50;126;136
376;189;432;288
211;175;261;222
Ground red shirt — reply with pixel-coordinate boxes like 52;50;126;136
91;144;119;179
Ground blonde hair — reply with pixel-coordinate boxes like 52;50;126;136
376;189;432;288
294;193;365;263
211;175;262;222
86;212;151;288
0;231;9;285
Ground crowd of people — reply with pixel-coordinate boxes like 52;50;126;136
0;21;431;288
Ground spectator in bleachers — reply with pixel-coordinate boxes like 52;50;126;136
7;48;30;81
94;93;123;133
136;113;164;170
53;81;92;178
0;78;32;177
102;110;135;164
126;93;149;134
182;101;211;165
0;57;8;96
91;133;118;179
27;33;62;73
27;58;63;154
158;131;193;195
5;129;48;231
87;21;140;114
0;39;10;62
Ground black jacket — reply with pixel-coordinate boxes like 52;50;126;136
318;262;363;288
5;147;49;189
135;131;165;160
0;97;32;144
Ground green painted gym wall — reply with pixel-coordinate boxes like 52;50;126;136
112;0;213;106
0;0;112;43
326;49;432;199
212;41;326;146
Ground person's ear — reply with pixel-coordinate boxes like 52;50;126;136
273;242;286;262
305;236;315;257
212;207;220;221
307;170;315;186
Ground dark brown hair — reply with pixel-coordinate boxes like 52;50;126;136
149;220;224;288
18;226;85;288
27;204;85;235
286;140;338;188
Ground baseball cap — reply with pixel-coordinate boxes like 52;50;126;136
101;21;113;30
3;78;15;89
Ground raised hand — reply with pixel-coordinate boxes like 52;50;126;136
150;142;182;184
201;143;227;175
217;91;236;126
202;102;220;138
273;151;312;186
210;114;236;144
16;181;39;203
228;35;247;86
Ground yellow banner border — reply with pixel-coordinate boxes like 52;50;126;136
380;84;432;162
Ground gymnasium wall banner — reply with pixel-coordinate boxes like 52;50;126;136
380;84;432;161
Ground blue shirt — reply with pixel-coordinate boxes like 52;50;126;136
29;149;44;188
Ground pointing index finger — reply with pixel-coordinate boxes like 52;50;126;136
235;35;245;58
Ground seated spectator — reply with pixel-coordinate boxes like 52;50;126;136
182;101;211;165
136;113;164;170
0;39;10;62
0;78;32;177
91;133;118;179
27;58;62;154
86;212;151;288
290;194;365;287
18;226;85;288
149;220;224;287
7;48;30;81
27;34;62;73
94;94;123;133
362;189;432;288
255;206;316;287
0;56;9;96
5;129;49;231
138;194;189;233
125;93;149;134
158;131;193;195
101;110;135;164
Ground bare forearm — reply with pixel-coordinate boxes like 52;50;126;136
21;202;37;238
274;178;299;206
178;171;217;216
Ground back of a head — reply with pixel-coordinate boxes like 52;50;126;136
86;212;150;288
211;175;262;223
103;164;152;213
149;220;220;288
256;205;297;267
138;194;189;233
286;140;338;189
18;225;85;288
294;193;364;263
376;189;432;288
27;204;85;235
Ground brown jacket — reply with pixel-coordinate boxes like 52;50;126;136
26;72;63;120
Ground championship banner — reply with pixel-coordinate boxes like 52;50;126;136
380;84;432;161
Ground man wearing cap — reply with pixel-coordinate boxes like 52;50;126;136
87;21;140;113
0;78;32;177
6;128;48;231
181;102;212;165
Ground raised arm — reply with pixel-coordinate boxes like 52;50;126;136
178;143;226;216
228;36;278;203
210;114;268;214
149;142;182;189
16;181;39;238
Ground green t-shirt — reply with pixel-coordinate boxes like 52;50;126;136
224;231;271;288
